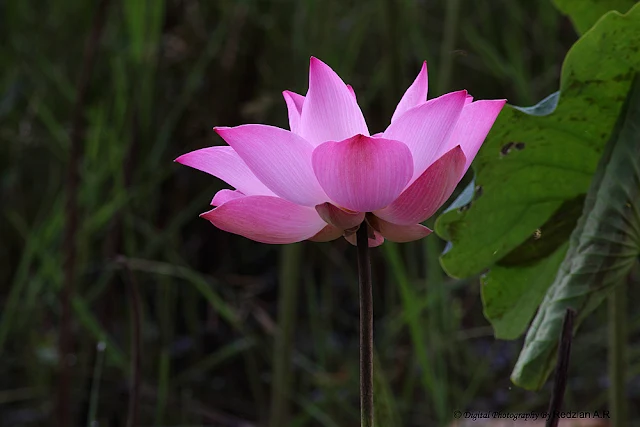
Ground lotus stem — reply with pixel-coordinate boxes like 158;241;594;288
356;222;374;427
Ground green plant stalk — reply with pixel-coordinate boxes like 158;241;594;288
436;0;461;95
357;223;374;427
608;282;627;427
383;242;445;421
373;350;401;426
154;264;174;426
245;339;266;420
86;342;106;427
425;236;449;417
124;263;142;427
154;349;170;426
269;243;302;427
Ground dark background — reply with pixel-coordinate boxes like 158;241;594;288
2;0;631;426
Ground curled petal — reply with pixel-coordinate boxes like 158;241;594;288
300;57;369;146
344;228;385;247
312;134;413;212
440;99;507;174
308;224;344;242
215;124;327;206
368;215;432;243
315;202;364;230
391;61;428;123
383;90;467;181
211;189;244;206
200;195;326;244
175;146;275;196
283;90;305;134
374;146;466;225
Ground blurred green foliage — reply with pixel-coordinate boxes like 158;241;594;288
1;0;637;426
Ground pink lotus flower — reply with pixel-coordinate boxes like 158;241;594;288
176;57;505;247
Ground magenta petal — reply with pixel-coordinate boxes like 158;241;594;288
346;84;357;100
308;224;343;242
175;146;275;196
211;189;245;206
383;90;467;182
344;229;385;247
312;134;413;212
374;146;466;225
440;99;507;174
200;195;326;244
283;90;305;134
300;57;369;146
215;124;327;207
391;61;428;123
368;215;432;243
315;202;365;230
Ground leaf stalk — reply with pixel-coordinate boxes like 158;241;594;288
357;223;374;427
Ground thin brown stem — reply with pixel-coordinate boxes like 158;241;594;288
58;0;111;425
356;223;374;427
546;308;576;427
